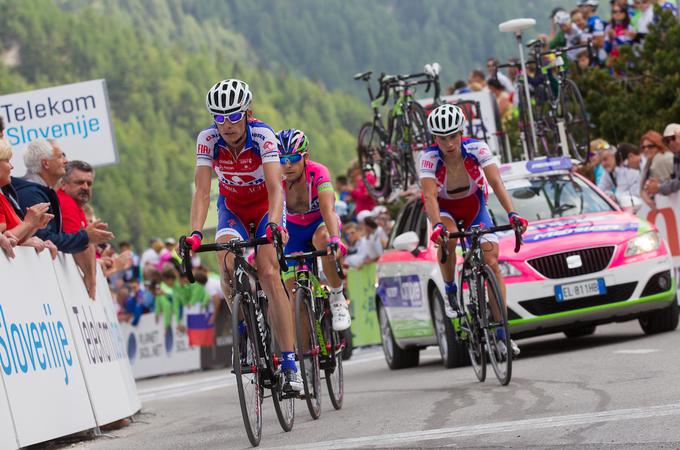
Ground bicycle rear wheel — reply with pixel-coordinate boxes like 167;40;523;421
534;84;559;157
357;121;390;199
232;294;263;447
405;102;431;186
482;266;512;386
517;85;536;160
321;301;344;410
295;288;322;419
560;79;590;163
458;270;486;382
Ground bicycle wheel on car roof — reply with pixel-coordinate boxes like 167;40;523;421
560;79;590;163
357;121;390;200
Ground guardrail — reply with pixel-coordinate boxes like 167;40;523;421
0;247;141;448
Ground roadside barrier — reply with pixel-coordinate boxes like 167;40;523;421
0;247;140;449
638;193;680;294
347;263;381;347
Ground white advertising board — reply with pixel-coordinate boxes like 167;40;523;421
638;192;680;293
0;375;18;450
55;255;140;426
121;314;201;379
0;79;117;176
0;248;96;447
419;90;503;157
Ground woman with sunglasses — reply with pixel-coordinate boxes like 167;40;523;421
604;3;635;64
644;124;680;198
277;128;351;331
639;130;673;211
420;104;528;357
185;79;303;393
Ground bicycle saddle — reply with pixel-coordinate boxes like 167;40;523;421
353;71;372;81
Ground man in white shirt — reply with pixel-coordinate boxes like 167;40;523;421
597;147;641;202
486;58;515;95
140;237;162;270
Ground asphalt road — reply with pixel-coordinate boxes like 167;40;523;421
67;320;680;449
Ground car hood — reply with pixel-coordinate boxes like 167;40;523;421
498;211;652;260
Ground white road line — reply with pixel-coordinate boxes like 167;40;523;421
138;350;385;402
266;403;680;449
614;349;659;354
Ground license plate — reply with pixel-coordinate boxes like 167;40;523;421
555;279;606;302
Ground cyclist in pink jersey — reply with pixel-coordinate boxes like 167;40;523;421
277;128;351;331
421;104;528;356
186;79;302;392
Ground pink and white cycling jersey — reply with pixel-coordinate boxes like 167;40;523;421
283;160;334;226
419;137;498;201
195;119;278;218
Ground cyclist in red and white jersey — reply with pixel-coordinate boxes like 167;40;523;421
420;104;528;356
186;79;302;392
277;128;351;331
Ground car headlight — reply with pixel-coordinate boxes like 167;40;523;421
498;261;522;277
624;231;660;257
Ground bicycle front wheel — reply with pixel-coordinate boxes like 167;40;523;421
482;266;512;386
321;300;344;410
404;102;431;188
271;341;295;432
357;121;390;199
517;86;536;160
458;270;486;382
232;294;263;447
295;288;322;419
560;79;590;163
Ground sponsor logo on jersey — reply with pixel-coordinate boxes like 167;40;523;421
197;144;210;155
422;160;434;169
263;141;275;151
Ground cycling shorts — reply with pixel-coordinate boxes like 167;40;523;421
438;190;498;245
216;195;286;240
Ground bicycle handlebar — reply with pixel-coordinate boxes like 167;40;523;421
437;222;524;265
284;246;346;280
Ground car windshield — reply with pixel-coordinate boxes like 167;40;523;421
487;174;615;225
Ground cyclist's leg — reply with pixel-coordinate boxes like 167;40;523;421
282;220;316;336
436;213;458;284
215;199;249;311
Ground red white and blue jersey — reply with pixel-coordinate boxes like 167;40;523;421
418;137;498;201
195;119;279;217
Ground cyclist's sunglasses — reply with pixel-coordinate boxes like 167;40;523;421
213;111;245;125
279;154;303;165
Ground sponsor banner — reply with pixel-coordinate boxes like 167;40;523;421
120;314;201;379
638;192;680;294
0;248;96;447
55;255;140;426
346;263;381;347
0;79;117;176
377;275;423;307
0;376;18;450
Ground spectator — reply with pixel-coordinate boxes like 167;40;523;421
618;142;643;170
632;0;654;35
157;237;178;270
604;4;636;63
125;277;155;326
487;78;512;123
115;285;132;323
597;145;641;201
348;160;376;214
645;123;680;197
576;50;592;71
119;241;140;282
448;80;471;95
14;139;113;254
640;130;674;210
371;205;391;248
571;8;589;34
578;0;607;65
467;70;486;91
486;58;515;94
344;210;384;269
546;7;568;44
549;11;585;61
194;266;222;325
590;138;612;184
342;221;361;255
0;138;57;258
140;237;163;270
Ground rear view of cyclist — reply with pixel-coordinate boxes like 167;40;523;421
277;128;351;331
420;104;528;356
186;79;302;392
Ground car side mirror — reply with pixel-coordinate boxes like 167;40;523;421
393;231;420;253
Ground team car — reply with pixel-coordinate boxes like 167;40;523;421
376;157;678;369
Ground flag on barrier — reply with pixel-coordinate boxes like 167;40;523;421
186;310;215;346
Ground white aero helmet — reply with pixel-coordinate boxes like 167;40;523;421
427;104;466;136
554;10;570;25
205;79;252;115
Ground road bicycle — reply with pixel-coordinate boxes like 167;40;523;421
179;227;291;447
285;246;346;419
440;221;522;385
354;64;440;200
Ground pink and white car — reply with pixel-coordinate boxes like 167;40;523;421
375;157;678;370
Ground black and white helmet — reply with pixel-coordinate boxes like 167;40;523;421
205;79;252;115
427;104;466;136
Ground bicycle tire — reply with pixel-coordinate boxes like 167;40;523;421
295;288;322;419
271;343;295;432
534;84;559;157
357;121;390;199
405;102;430;186
560;79;590;163
516;86;536;160
481;266;512;386
232;294;263;447
321;301;344;410
458;269;486;382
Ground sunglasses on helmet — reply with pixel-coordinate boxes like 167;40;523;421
279;154;303;165
213;111;245;125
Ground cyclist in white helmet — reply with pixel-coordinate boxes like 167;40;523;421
420;104;527;356
186;79;302;392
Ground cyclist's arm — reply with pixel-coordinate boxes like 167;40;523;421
190;166;212;233
319;189;340;238
421;178;442;226
263;163;284;225
484;164;515;214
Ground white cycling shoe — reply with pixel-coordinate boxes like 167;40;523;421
330;289;351;331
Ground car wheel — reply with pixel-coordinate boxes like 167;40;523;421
563;324;597;338
431;287;468;368
378;303;419;370
639;296;679;335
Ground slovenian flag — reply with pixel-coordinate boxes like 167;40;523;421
186;310;215;347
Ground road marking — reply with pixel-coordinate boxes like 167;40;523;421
137;350;385;402
266;403;680;449
614;349;659;354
